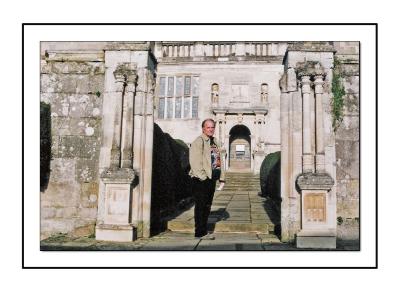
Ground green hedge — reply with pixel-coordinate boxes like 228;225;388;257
40;102;51;191
260;151;281;199
151;124;192;234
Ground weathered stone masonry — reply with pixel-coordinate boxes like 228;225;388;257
333;42;360;240
40;49;105;239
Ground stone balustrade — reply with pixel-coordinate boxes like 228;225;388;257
158;42;288;58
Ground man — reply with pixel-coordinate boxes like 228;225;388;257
189;119;225;240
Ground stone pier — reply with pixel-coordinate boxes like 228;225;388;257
280;43;337;247
96;43;157;241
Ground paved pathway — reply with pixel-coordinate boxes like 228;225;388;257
40;231;358;251
167;172;278;234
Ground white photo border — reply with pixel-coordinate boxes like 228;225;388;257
23;23;377;268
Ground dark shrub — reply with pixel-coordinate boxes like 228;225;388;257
151;124;192;235
260;151;281;200
40;102;51;191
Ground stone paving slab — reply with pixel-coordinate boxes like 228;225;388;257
168;192;274;233
41;231;360;252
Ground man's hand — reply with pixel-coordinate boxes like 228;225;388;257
216;182;225;191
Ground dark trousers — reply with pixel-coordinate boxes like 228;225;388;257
192;178;216;237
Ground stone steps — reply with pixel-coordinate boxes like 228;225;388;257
223;172;261;192
168;221;274;234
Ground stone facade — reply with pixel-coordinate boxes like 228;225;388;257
40;47;105;239
333;42;360;240
40;41;359;244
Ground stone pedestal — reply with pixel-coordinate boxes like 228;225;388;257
96;168;137;242
296;172;336;248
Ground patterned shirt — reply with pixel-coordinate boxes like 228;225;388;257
210;137;221;180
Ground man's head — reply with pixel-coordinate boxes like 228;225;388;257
202;119;216;138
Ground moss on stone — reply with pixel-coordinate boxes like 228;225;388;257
332;58;346;131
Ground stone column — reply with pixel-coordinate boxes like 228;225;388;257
300;75;314;173
295;61;336;249
132;67;156;238
110;73;124;168
314;74;325;173
141;72;156;238
215;113;223;143
96;61;138;242
222;119;226;148
119;67;137;168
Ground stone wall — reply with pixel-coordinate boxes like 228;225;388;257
333;42;360;240
40;49;105;239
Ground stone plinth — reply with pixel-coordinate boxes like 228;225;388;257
96;168;137;242
296;229;336;249
96;224;136;242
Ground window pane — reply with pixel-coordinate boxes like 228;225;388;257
192;76;200;96
192;96;198;118
167;98;173;118
158;97;165;119
175;97;182;118
184;76;191;96
184;97;191;118
176;77;183;96
159;77;166;97
167;77;174;97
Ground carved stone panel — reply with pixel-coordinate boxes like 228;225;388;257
104;184;131;224
230;84;249;105
304;192;326;223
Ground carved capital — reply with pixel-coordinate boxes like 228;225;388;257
313;74;325;94
113;63;137;85
300;75;312;94
297;62;326;79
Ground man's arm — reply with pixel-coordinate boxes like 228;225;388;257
189;137;208;180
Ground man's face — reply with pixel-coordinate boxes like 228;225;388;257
202;120;215;138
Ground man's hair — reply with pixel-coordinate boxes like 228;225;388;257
201;118;216;128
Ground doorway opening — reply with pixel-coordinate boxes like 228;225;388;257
229;124;251;171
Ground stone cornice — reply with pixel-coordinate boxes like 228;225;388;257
44;50;104;62
104;42;152;51
296;172;335;191
158;55;284;64
287;42;336;53
100;168;136;184
212;107;268;115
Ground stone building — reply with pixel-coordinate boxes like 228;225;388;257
40;41;359;247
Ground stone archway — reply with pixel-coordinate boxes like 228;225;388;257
229;124;251;171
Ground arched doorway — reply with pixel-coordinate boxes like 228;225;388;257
229;125;251;171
